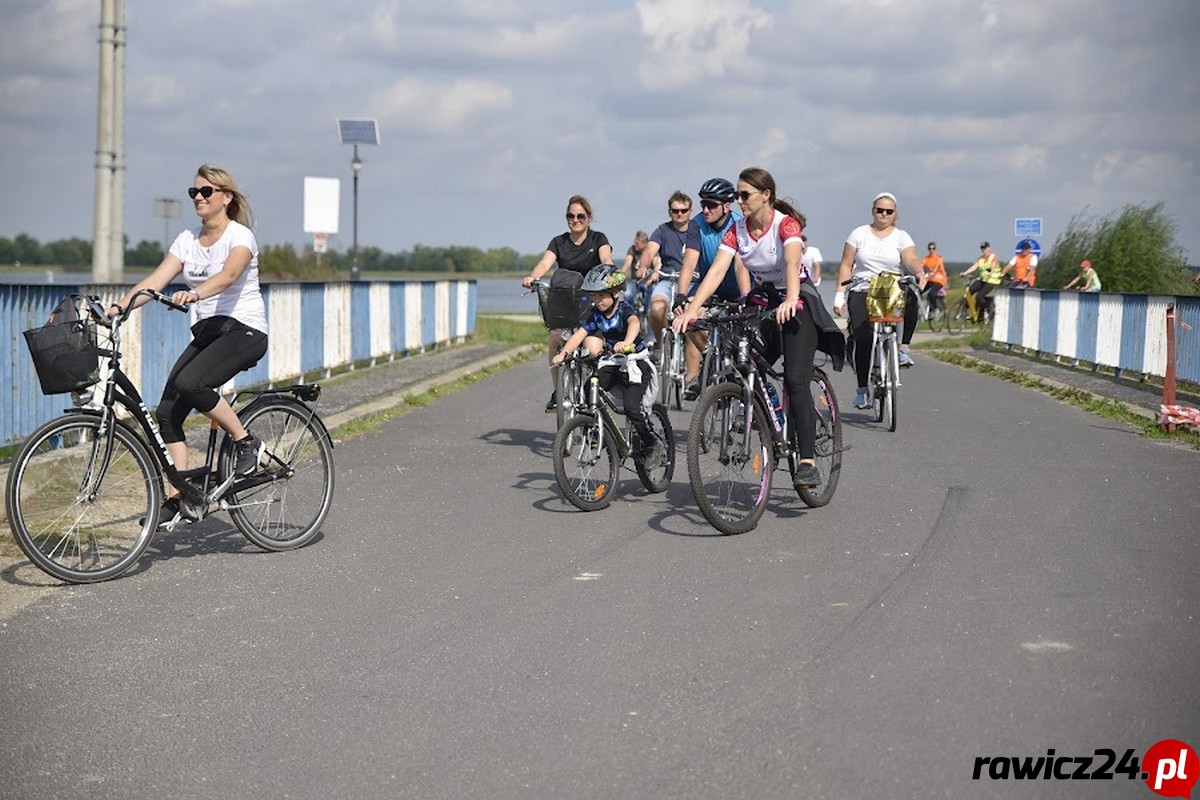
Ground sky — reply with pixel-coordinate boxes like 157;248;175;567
2;0;1198;267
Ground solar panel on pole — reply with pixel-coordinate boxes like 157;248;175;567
336;119;380;281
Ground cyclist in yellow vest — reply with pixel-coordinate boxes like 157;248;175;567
960;241;1003;321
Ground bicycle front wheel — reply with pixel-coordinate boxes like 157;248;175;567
796;368;842;508
946;299;967;335
870;340;886;424
687;382;774;534
5;413;161;583
926;301;943;332
553;413;618;510
884;338;899;432
223;398;335;551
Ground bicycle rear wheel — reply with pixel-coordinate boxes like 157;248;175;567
634;404;675;493
553;413;618;510
223;398;334;551
796;368;842;508
5;413;161;583
687;382;773;534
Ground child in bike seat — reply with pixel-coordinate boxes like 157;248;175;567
551;263;662;469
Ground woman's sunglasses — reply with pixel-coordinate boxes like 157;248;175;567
187;186;218;199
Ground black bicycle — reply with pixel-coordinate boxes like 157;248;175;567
552;350;675;511
686;301;842;534
6;290;336;583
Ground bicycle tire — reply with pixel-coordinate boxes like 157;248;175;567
796;368;842;508
553;413;619;511
555;361;576;431
687;382;773;535
946;299;967;335
657;329;675;406
925;302;943;333
884;338;899;432
221;398;335;551
634;404;675;493
871;337;886;424
5;413;161;583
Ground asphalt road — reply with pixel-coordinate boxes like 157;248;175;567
1;353;1197;800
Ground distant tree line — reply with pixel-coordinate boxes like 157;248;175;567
3;202;1193;291
0;233;539;278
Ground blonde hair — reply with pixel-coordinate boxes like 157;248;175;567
197;164;254;228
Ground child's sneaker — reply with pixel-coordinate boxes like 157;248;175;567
853;388;870;409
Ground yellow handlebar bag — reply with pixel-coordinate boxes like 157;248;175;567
866;272;904;323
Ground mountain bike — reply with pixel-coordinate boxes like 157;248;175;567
686;301;842;534
552;350;675;511
5;290;335;583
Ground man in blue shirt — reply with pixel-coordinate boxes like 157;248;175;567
678;178;750;399
638;191;692;347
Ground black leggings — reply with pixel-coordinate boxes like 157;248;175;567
758;307;819;459
598;361;655;443
156;316;268;443
847;290;918;389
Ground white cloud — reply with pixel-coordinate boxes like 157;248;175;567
372;78;514;134
635;0;771;89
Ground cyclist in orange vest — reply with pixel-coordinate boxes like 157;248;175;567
1004;240;1038;288
921;241;947;314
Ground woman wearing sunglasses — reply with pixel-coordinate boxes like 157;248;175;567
833;192;925;409
107;164;268;523
673;167;844;490
522;195;614;412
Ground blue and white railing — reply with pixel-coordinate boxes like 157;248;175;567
1;279;476;446
992;288;1200;384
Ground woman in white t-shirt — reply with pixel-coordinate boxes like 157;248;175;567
833;192;925;409
674;167;844;491
109;164;269;523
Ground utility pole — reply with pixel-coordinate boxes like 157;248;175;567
92;0;125;283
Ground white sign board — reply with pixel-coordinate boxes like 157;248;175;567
303;177;340;234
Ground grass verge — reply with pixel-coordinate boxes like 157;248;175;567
330;346;539;441
931;349;1200;450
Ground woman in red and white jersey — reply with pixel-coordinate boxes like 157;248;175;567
674;167;843;490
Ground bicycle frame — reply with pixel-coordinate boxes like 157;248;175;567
81;292;317;523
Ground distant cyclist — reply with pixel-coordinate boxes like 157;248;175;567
522;195;613;412
552;264;662;469
832;191;926;409
638;191;693;347
107;164;268;524
960;241;1003;320
676;177;751;399
922;241;948;313
1003;240;1038;288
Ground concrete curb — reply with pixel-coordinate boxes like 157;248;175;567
322;344;540;431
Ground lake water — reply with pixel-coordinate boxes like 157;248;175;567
0;273;838;314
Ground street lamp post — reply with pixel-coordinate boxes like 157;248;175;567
336;119;379;282
351;146;362;281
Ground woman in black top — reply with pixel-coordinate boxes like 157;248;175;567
522;195;613;412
